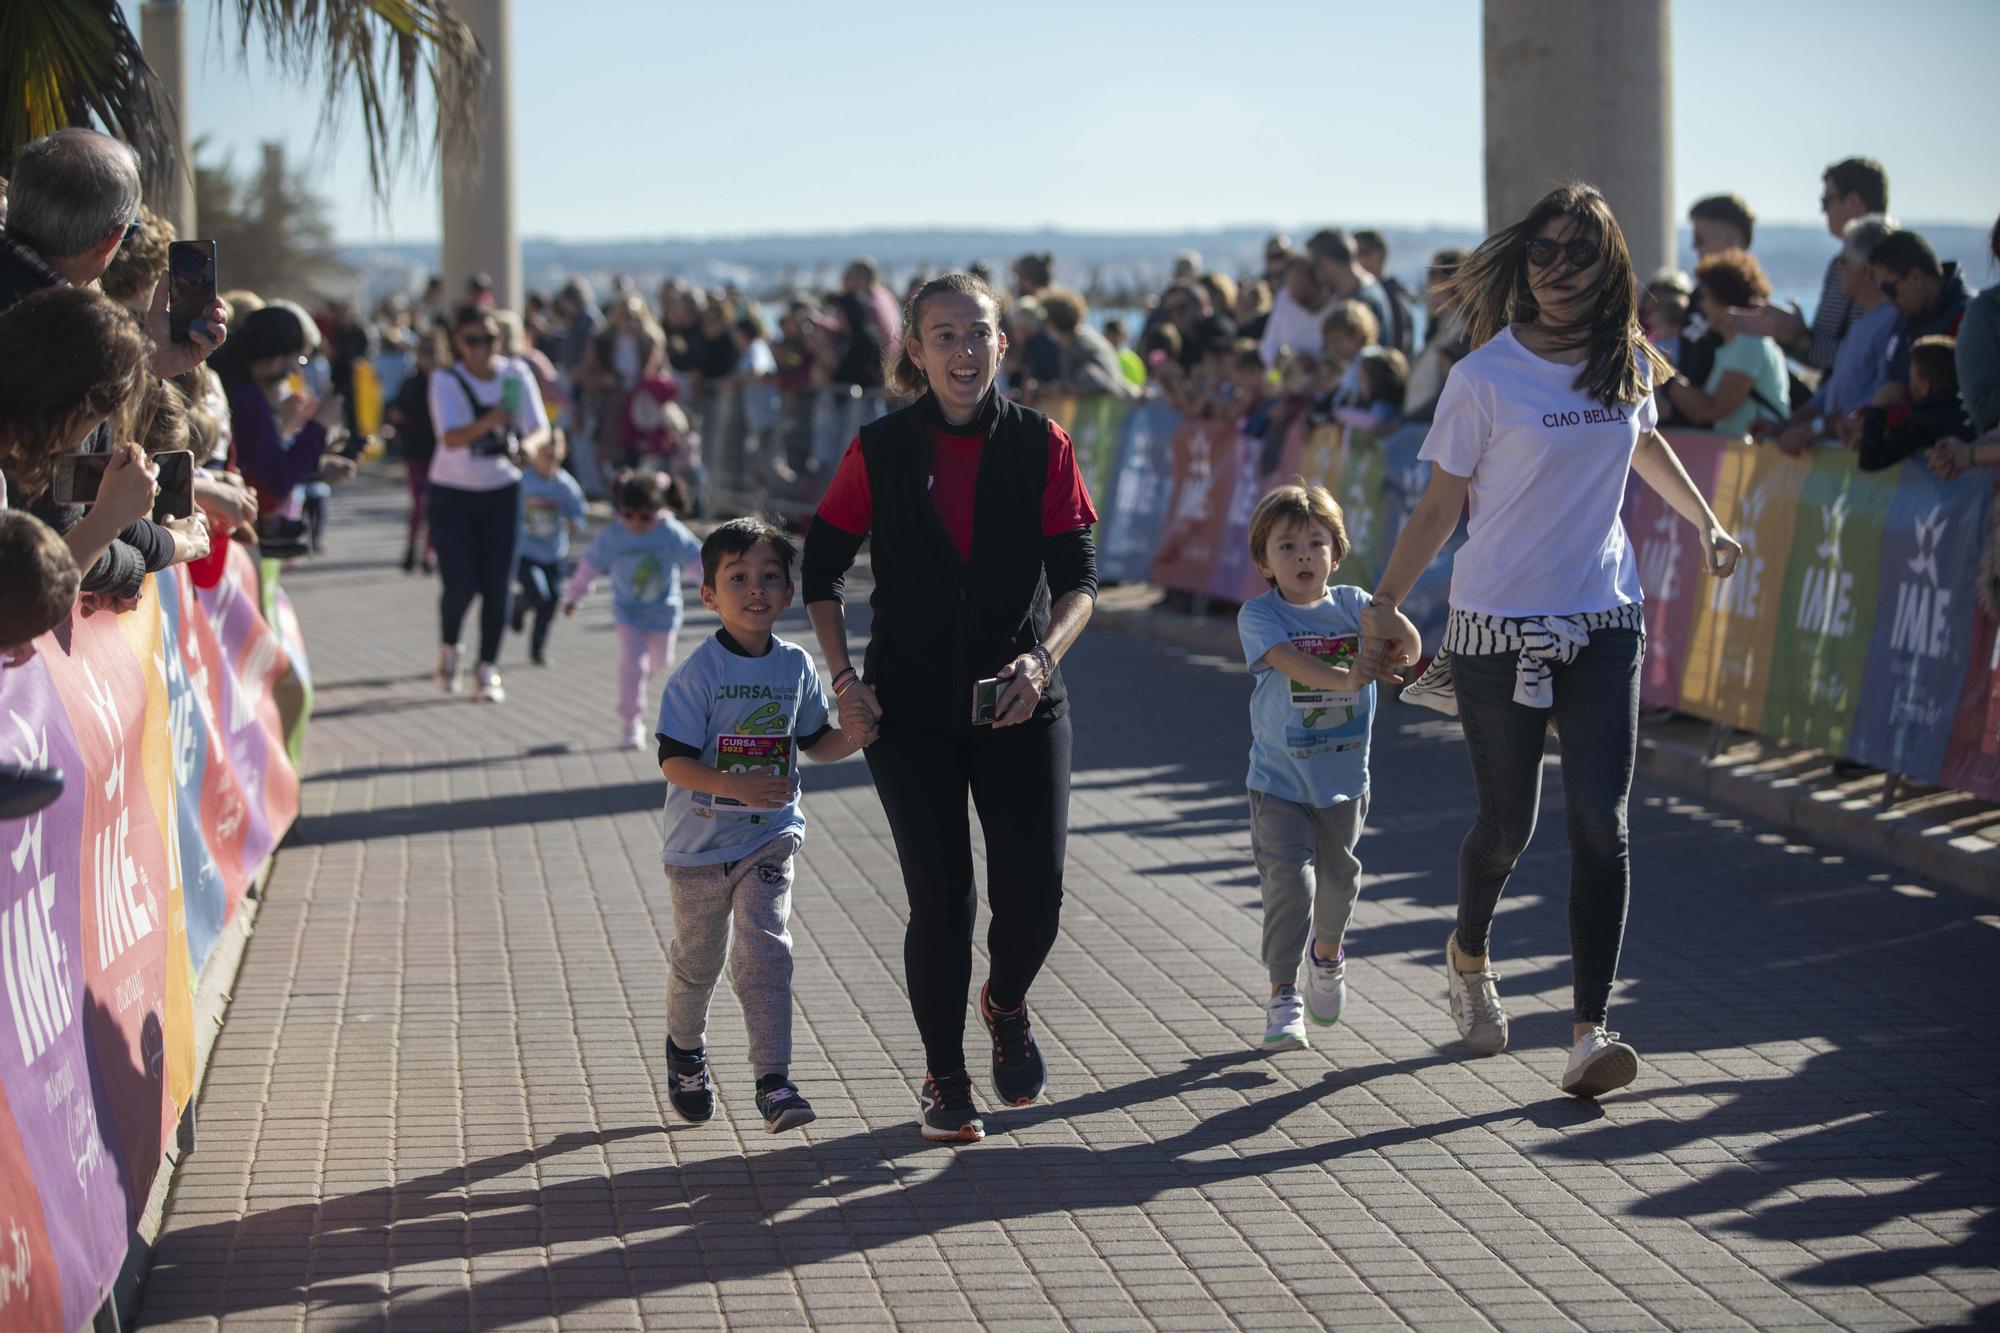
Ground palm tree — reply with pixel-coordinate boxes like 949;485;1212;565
0;0;486;202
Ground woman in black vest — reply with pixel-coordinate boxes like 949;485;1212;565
803;272;1099;1143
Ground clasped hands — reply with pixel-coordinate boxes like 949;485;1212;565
1354;601;1424;685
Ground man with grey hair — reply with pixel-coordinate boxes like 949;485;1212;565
1754;213;1903;454
1;127;226;378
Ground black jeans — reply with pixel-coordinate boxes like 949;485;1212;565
866;714;1071;1076
1450;628;1642;1023
428;481;520;666
515;556;563;658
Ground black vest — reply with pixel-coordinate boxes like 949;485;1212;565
860;390;1065;733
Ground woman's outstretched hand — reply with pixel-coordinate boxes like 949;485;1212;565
993;652;1047;727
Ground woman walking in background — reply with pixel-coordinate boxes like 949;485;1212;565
1360;184;1742;1098
802;273;1099;1142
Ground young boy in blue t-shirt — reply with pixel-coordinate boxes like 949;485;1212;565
513;435;588;665
653;517;871;1133
1238;483;1418;1053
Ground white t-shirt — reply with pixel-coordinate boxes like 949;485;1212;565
1418;326;1656;618
427;357;549;492
1258;287;1333;366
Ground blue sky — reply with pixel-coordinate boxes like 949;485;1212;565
135;0;2000;242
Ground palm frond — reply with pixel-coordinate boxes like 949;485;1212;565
0;0;177;185
221;0;488;201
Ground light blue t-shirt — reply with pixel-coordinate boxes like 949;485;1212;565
518;468;588;565
1705;334;1790;437
1239;586;1375;807
656;633;831;867
580;514;703;633
1810;301;1897;419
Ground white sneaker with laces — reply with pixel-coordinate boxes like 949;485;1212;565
435;644;462;695
1262;985;1308;1052
622;718;647;750
1560;1027;1638;1098
1445;933;1509;1055
1301;942;1346;1026
474;663;505;703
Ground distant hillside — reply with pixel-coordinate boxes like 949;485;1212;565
337;222;1995;307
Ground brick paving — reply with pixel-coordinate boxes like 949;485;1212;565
138;475;2000;1330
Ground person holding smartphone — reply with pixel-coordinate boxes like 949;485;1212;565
801;272;1099;1143
427;305;550;703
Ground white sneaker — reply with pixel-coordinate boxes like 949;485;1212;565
1301;941;1346;1026
473;663;505;703
1560;1027;1638;1098
435;644;462;695
621;718;647;750
1445;933;1508;1055
1262;985;1308;1052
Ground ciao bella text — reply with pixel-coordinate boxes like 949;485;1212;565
1541;405;1630;428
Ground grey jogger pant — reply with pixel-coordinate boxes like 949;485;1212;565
665;831;802;1078
1250;789;1369;986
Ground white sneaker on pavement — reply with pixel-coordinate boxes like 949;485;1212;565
473;663;505;703
1445;932;1508;1055
435;644;462;695
622;718;647;750
1262;985;1308;1052
1560;1027;1638;1098
1301;941;1346;1026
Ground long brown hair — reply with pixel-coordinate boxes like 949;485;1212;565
884;271;1005;401
0;285;151;498
1442;182;1668;408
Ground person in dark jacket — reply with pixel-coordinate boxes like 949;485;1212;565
1858;336;1974;472
802;272;1099;1144
1870;230;1973;390
213;305;343;518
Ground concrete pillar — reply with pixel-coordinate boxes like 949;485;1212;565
1483;0;1673;276
139;0;196;238
440;0;518;310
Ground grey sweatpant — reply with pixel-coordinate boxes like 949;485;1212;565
1250;789;1369;985
665;831;802;1078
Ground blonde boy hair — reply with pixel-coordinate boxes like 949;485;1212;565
1320;298;1380;347
1249;481;1351;587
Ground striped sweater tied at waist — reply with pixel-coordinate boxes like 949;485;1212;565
1400;604;1646;715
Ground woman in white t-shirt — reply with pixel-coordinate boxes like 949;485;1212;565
1357;183;1743;1099
427;306;551;702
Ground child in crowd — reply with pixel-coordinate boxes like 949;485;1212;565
1307;300;1385;428
1103;318;1147;390
563;469;703;748
1329;348;1410;436
0;509;82;668
654;517;870;1132
514;434;588;665
1643;274;1693;369
1237;483;1418;1052
1221;339;1272;420
1858;336;1974;472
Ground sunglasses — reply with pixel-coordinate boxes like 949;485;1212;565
460;332;495;347
1525;238;1600;271
1878;278;1901;299
122;218;142;244
1818;192;1845;213
618;507;653;519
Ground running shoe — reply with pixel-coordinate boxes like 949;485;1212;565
1560;1027;1639;1099
474;663;505;703
755;1078;817;1133
665;1042;714;1123
1301;940;1346;1026
1445;932;1508;1055
917;1070;985;1143
1263;984;1308;1052
979;982;1047;1106
435;644;462;695
622;718;647;750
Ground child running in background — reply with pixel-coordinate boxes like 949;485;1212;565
1238;483;1418;1052
655;517;871;1132
513;434;588;666
563;469;703;748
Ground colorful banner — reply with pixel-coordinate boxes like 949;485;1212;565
1150;418;1240;594
1627;432;1727;707
0;544;305;1332
1097;398;1179;585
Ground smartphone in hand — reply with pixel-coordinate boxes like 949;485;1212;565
52;449;194;522
971;677;1002;726
51;453;110;506
167;240;218;344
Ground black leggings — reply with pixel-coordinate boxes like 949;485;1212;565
1450;628;1642;1023
866;714;1072;1076
428;481;520;666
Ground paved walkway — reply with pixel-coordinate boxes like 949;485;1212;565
139;476;2000;1330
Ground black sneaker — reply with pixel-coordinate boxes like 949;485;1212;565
917;1070;985;1142
755;1079;817;1134
979;983;1047;1107
665;1042;713;1123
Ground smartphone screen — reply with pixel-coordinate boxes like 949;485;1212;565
167;240;217;344
52;453;110;506
151;450;194;521
971;677;1001;726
